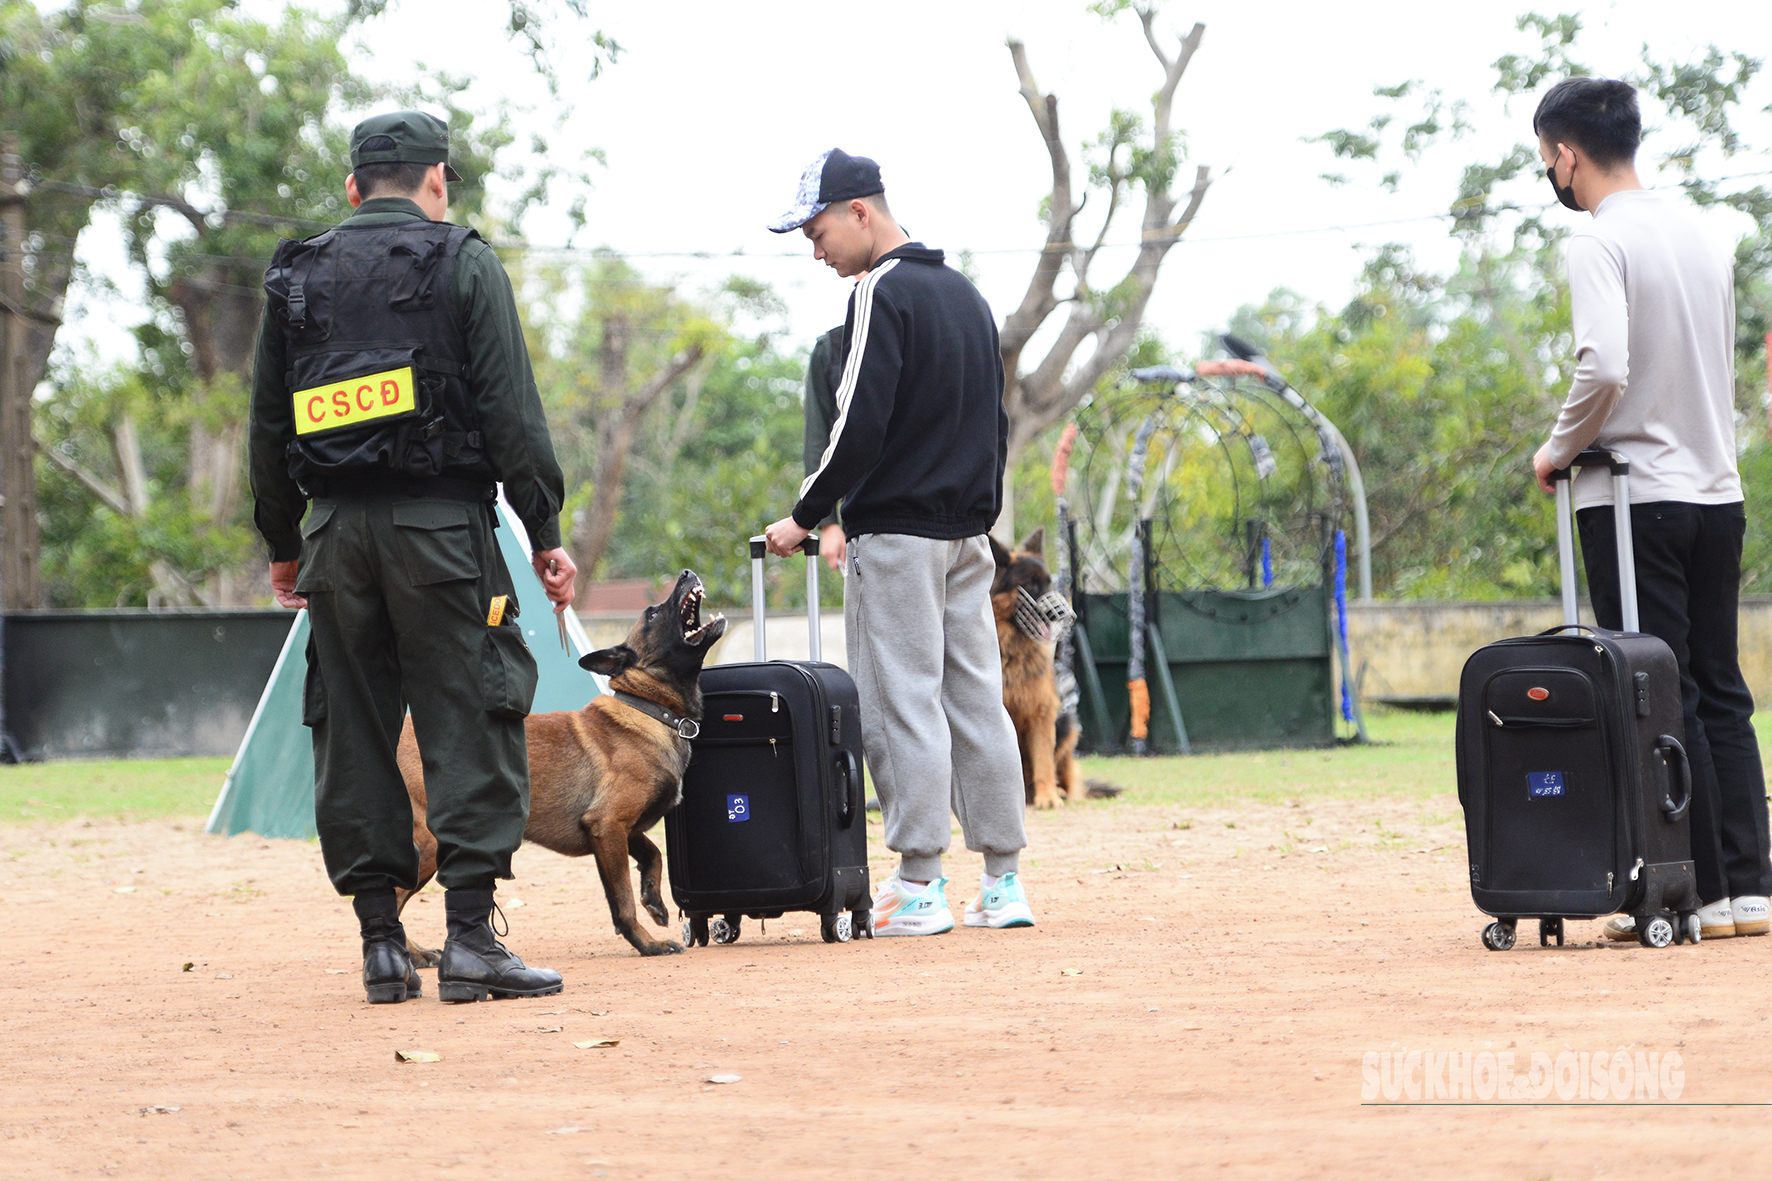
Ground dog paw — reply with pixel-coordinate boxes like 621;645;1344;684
408;943;442;968
1031;793;1063;810
643;901;670;927
637;940;685;957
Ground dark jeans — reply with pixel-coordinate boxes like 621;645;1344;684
1578;500;1772;903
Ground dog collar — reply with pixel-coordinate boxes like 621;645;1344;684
612;690;701;740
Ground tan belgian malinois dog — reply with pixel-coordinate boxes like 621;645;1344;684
394;570;727;957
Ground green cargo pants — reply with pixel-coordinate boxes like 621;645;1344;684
295;494;538;895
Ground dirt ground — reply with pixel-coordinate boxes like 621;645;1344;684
3;789;1769;1180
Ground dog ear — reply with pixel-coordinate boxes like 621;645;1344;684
580;644;637;677
1017;527;1044;557
989;536;1012;569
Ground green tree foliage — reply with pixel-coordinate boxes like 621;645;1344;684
1220;246;1569;599
1296;12;1772;597
11;0;560;606
521;258;813;612
603;340;814;612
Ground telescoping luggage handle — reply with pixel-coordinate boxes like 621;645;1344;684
1550;448;1639;634
748;535;822;663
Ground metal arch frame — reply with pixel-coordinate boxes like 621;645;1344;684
1213;334;1372;602
1131;334;1374;602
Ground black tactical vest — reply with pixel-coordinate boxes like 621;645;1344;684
263;220;485;489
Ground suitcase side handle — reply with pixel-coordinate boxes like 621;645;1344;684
835;748;861;830
1656;733;1692;822
748;535;823;662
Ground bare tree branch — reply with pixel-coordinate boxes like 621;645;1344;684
38;440;132;516
114;415;151;516
1138;6;1171;73
999;13;1214;519
1000;39;1076;366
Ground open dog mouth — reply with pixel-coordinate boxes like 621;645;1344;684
680;581;725;646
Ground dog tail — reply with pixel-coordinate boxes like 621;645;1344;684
1083;778;1124;799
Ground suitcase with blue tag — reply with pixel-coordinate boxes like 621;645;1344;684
665;536;871;946
1457;449;1697;950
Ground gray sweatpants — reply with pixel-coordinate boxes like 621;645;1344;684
844;533;1027;881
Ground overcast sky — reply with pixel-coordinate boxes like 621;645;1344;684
64;0;1772;370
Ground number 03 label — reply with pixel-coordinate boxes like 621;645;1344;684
293;366;416;436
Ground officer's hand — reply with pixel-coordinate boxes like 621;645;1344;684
765;516;811;558
269;561;307;610
533;547;577;610
1532;443;1560;495
818;523;846;572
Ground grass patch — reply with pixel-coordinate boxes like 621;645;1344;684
1079;708;1772;811
0;757;230;824
1077;709;1457;809
8;703;1772;824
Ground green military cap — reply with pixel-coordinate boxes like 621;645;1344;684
349;110;463;182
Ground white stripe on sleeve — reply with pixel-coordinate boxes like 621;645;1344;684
799;259;899;499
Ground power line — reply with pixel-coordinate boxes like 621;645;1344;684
17;164;1772;271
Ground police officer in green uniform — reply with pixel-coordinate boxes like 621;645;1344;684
248;111;574;1004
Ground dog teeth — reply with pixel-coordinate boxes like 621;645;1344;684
684;612;724;645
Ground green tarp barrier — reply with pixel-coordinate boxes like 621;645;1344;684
207;494;608;840
1073;585;1337;753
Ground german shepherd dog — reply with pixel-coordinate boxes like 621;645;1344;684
394;570;726;958
990;529;1081;809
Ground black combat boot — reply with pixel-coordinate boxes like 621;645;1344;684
353;892;421;1004
437;888;564;1003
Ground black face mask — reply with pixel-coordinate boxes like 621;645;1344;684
1546;159;1582;211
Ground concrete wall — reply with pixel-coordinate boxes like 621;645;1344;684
1347;597;1772;705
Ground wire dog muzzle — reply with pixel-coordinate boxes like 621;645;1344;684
1013;588;1076;642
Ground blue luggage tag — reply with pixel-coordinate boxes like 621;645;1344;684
1528;771;1565;799
727;794;750;822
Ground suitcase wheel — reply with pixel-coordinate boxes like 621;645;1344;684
711;915;742;945
1685;913;1702;945
821;913;853;944
683;915;710;948
1538;918;1564;948
1481;921;1516;951
1638;913;1676;949
855;908;873;939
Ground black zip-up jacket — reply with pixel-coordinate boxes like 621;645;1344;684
791;243;1006;539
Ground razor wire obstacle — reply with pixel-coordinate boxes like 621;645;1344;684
1051;335;1368;753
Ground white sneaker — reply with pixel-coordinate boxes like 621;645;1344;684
1697;898;1736;939
1731;895;1769;936
868;873;954;937
1602;914;1637;941
963;872;1036;929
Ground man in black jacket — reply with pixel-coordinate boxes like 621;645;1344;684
764;149;1033;936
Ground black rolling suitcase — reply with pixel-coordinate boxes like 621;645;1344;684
1457;448;1697;951
667;535;872;947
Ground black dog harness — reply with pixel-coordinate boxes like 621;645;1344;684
612;691;701;740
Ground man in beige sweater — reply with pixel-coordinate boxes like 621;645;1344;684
1531;77;1771;940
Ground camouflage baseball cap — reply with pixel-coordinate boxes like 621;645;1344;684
768;148;884;233
349;111;463;182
